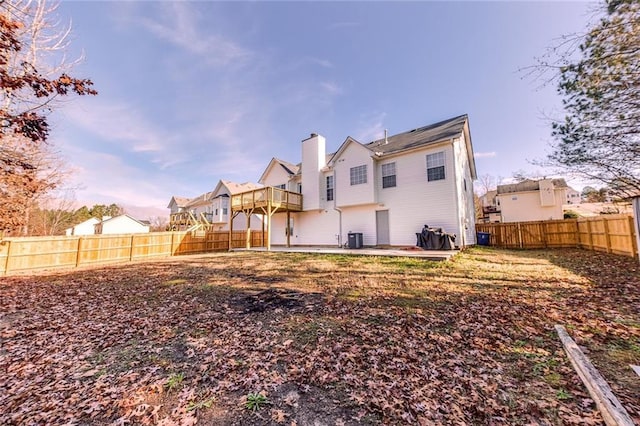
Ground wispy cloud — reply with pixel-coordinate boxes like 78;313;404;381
307;57;334;68
63;100;184;169
63;150;171;207
135;3;251;67
353;112;387;142
320;81;343;96
474;151;497;159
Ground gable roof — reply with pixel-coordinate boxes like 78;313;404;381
213;179;262;197
327;115;475;178
167;196;190;209
497;178;569;195
327;136;367;166
259;157;300;184
66;217;100;231
185;191;215;208
100;214;149;227
365;114;469;155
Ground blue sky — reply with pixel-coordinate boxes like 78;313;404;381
51;1;595;212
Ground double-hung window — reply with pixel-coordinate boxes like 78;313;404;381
381;162;396;188
326;175;334;201
350;165;367;185
426;152;445;181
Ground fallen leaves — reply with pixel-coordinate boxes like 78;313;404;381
0;249;637;424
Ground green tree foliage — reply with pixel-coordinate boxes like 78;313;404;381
549;0;639;197
581;186;610;202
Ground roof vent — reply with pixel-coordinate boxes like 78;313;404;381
310;133;318;138
384;129;388;145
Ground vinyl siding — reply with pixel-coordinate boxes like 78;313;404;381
267;210;340;246
497;190;565;222
453;134;477;245
334;142;376;207
261;163;293;188
100;216;149;234
376;144;459;246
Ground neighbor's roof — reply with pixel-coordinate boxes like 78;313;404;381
185;191;215;208
497;178;569;195
364;114;469;155
99;214;148;227
220;180;262;195
167;196;190;209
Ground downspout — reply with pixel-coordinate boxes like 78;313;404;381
334;206;342;247
332;175;342;247
450;138;464;248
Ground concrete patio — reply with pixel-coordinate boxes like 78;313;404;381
232;245;458;261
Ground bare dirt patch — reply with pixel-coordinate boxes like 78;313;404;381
0;248;638;424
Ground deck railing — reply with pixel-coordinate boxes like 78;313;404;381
231;187;303;212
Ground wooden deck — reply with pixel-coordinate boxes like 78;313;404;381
230;187;303;250
169;211;215;231
230;187;303;213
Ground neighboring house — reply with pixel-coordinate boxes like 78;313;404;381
564;187;581;204
478;190;501;223
258;114;477;248
207;180;264;231
496;178;569;223
167;196;190;215
168;180;264;231
94;214;150;235
65;217;100;236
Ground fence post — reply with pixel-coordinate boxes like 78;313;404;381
517;223;523;249
628;215;638;259
587;220;594;250
75;238;82;267
129;235;135;261
3;239;11;275
170;232;175;256
603;218;612;253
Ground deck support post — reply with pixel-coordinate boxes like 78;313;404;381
228;209;233;252
266;188;272;251
286;210;291;248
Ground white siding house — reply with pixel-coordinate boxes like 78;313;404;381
65;217;100;236
259;114;477;248
95;214;150;234
168;180;264;231
496;179;568;223
167;196;190;214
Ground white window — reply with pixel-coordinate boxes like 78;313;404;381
426;152;445;182
275;184;286;190
326;175;334;201
350;165;367;185
381;162;396;188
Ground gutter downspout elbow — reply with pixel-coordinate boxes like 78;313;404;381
333;205;342;248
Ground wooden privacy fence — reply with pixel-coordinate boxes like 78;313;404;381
476;215;638;258
0;230;265;275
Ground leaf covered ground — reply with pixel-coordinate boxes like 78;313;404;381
1;248;638;425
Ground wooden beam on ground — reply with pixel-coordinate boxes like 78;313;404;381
554;325;634;426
